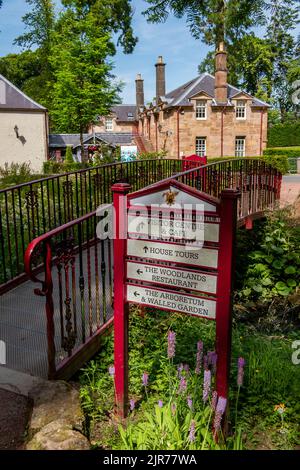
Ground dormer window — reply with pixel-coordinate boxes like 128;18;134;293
236;100;246;119
105;117;113;131
196;100;207;120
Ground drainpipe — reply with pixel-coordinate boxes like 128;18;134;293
220;108;224;158
260;109;264;156
177;107;181;159
155;116;158;152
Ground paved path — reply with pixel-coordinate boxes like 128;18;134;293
281;175;300;206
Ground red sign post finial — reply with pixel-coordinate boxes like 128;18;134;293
112;183;131;418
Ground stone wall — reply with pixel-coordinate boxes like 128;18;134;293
139;98;268;158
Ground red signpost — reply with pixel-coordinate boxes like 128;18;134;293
112;179;240;421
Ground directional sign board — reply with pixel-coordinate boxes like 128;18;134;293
127;239;218;269
127;284;216;319
112;178;239;419
126;261;218;295
127;214;220;242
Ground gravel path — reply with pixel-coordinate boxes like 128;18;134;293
0;389;31;450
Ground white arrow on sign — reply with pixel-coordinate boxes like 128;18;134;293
127;284;216;320
127;261;217;295
127;239;218;269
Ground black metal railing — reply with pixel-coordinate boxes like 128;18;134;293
0;159;181;293
152;158;282;221
24;158;282;378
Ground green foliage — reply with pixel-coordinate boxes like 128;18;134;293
43;160;88;174
237;207;300;302
62;0;138;54
0;162;36;187
138;150;167;160
79;306;300;449
267;123;300;148
262;154;289;174
65;146;74;164
49;7;122;145
143;1;265;47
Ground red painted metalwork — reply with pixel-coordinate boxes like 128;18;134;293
215;189;239;401
112;183;131;418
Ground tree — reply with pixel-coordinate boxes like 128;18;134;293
143;0;266;47
61;0;138;53
14;0;55;53
50;8;122;160
265;0;300;121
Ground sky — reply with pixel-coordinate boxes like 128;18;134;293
0;0;299;104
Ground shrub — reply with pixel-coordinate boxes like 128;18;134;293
264;147;300;159
268;122;300;147
138;150;167;160
64;145;74;164
263;154;289;174
0;162;35;186
237;206;300;302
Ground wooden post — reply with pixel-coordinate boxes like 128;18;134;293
215;189;240;401
112;183;131;418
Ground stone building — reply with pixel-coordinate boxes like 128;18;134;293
90;105;138;134
0;74;48;172
136;44;269;158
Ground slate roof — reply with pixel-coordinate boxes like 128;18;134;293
0;74;46;110
111;105;137;122
49;133;134;149
161;73;269;108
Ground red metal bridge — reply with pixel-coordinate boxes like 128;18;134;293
0;158;281;378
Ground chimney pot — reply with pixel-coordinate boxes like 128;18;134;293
135;73;144;115
215;43;228;104
155;55;166;104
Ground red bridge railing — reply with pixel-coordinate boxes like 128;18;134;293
24;158;281;378
0;159;181;294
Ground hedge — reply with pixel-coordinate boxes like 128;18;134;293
267;121;300;147
263;147;300;158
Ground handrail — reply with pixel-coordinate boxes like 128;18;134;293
0;158;179;193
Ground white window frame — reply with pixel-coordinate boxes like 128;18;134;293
235;137;246;157
236;100;246;120
196;100;207;120
196;137;206;157
105;117;113;131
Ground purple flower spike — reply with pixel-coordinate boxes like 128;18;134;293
213;396;227;432
208;351;218;374
158;400;163;408
188;420;196;443
237;357;245;387
183;364;190;373
167;331;176;359
187;396;193;409
177;363;184;378
195;341;203;375
203;354;208;371
203;369;211;402
129;399;135;411
142;372;149;387
179;376;187;394
211;391;218;411
108;365;115;377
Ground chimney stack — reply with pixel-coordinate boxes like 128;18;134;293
135;73;144;113
155;56;166;105
215;42;228;104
